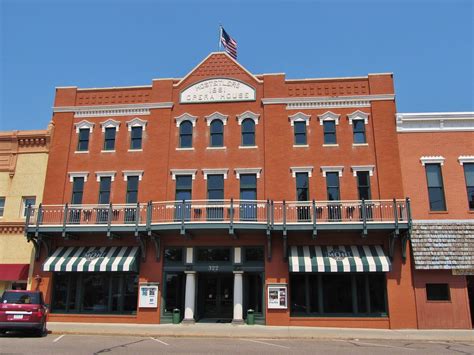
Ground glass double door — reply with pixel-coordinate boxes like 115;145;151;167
198;273;233;320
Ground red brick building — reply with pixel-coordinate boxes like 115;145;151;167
27;52;418;328
397;112;474;329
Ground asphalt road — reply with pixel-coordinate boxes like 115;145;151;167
0;333;473;354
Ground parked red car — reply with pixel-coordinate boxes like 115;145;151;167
0;290;47;336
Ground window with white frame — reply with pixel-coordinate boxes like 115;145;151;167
75;121;94;152
126;118;147;150
318;112;340;145
0;197;5;217
206;112;227;148
289;112;310;146
101;119;120;151
175;114;197;149
348;111;369;144
22;196;36;217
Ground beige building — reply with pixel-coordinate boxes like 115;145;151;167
0;129;50;293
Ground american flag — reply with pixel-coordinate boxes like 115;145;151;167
220;27;237;59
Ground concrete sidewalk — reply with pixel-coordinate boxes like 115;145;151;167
47;322;474;342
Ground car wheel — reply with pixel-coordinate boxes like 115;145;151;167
0;330;6;335
36;322;47;337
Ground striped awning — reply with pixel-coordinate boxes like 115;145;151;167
289;245;391;273
43;246;140;272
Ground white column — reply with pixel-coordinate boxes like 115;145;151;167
183;271;196;324
232;271;244;324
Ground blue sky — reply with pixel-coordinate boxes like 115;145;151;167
1;0;473;131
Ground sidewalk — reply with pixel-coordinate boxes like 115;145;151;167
47;322;474;342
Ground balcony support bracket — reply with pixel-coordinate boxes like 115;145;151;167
388;231;398;260
267;234;272;261
64;233;78;240
401;231;410;262
27;234;51;261
107;232;120;240
136;234;147;262
150;233;161;262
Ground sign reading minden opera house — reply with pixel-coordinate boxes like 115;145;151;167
180;78;256;103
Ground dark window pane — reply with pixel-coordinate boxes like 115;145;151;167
294;121;306;134
356;274;367;313
242;132;255;146
294;122;306;145
123;274;138;313
71;177;84;205
290;274;307;314
240;189;257;200
210;120;223;133
176;191;191;201
211;133;223;147
82;274;109;312
104;128;116;150
354;132;366;144
99;177;111;204
176;175;192;189
426;283;450;301
467;187;474;210
245;273;263;314
180;121;193;148
464;164;474;210
326;172;340;201
126;176;139;204
130;127;143;149
77;129;90;151
357;172;371;200
428;187;446;211
164;248;183;262
353;121;366;144
245;247;264;262
322;274;353;313
196;248;230;262
165;273;184;313
368;274;387;313
308;275;319;313
208;175;224;190
323;121;337;144
296;173;308;189
180;121;192;134
240;174;257;189
425;164;446;211
426;164;443;187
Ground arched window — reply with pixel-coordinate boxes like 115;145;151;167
210;120;224;147
241;118;255;146
179;121;193;148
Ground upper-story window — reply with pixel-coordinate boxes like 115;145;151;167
240;174;257;200
71;177;84;205
175;175;192;201
318;112;339;145
348;111;369;145
326;172;340;201
22;196;36;217
241;119;255;146
463;163;474;210
126;176;139;204
98;176;112;204
103;128;116;151
127;118;147;151
75;121;94;152
210;120;224;147
356;171;371;200
179;121;193;148
0;197;5;217
289;112;310;146
323;121;337;144
77;129;90;151
207;175;224;200
296;173;309;201
425;163;446;211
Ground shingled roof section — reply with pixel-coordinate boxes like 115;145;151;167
411;221;474;270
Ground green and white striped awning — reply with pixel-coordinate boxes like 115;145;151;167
289;245;391;273
43;246;139;272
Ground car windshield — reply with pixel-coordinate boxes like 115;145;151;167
1;291;40;304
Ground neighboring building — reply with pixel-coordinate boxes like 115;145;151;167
397;112;474;329
0;129;50;293
27;52;417;328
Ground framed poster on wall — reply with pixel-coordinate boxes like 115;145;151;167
267;284;287;309
139;283;159;308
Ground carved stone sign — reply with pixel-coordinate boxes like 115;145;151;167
180;78;256;104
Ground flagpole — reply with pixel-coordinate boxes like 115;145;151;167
218;25;222;51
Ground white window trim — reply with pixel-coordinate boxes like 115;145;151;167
238;145;257;149
237;111;260;125
458;156;474;165
68;172;89;182
290;166;313;178
175;113;198;127
320;166;344;177
318;111;340;125
123;170;144;181
170;169;198;180
21;196;36;217
74;120;95;133
205;112;228;126
126;117;147;131
234;168;262;179
96;171;116;182
202;169;229;180
100;119;120;132
351;165;375;177
420;156;445;166
347;110;369;125
289;112;311;126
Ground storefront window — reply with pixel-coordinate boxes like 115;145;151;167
196;248;231;262
164;248;183;263
244;247;264;262
290;273;387;317
52;272;138;314
164;273;184;313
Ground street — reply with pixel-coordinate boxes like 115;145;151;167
0;333;473;354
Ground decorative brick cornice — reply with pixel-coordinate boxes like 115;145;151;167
0;222;25;234
53;102;174;118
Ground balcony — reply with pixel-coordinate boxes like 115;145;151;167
25;199;411;237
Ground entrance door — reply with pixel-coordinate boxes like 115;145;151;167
467;276;474;328
199;274;233;320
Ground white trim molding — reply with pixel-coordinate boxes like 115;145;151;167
347;110;369;125
68;172;89;182
234;168;262;179
74;120;95;133
396;112;474;133
289;112;311;126
290;166;313;178
351;165;375;177
205;112;228;126
170;169;198;180
123;170;144;181
237;111;260;125
100;119;120;132
420;156;445;166
320;166;344;177
261;94;395;110
175;113;198;127
126;117;147;131
202;169;229;179
54;102;174;118
95;171;116;182
458;156;474;165
318;111;340;125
